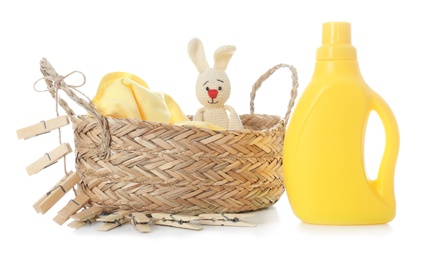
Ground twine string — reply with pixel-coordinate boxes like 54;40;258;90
34;70;88;132
35;59;111;160
35;72;82;173
33;70;89;117
34;72;87;186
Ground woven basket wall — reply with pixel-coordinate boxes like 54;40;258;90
40;59;299;215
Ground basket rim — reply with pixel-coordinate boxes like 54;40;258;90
72;113;285;134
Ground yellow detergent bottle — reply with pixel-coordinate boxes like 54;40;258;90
283;22;400;225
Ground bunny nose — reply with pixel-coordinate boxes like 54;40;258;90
208;89;218;99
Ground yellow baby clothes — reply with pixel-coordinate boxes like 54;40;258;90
93;72;189;124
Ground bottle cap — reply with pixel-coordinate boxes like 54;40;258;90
316;22;357;60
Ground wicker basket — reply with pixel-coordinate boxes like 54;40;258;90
39;58;298;215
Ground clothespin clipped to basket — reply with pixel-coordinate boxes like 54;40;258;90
97;211;131;231
33;171;80;214
68;205;103;229
151;213;202;231
16;115;69;140
130;213;151;233
53;193;90;225
199;213;256;227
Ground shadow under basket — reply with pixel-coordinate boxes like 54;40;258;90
40;59;299;216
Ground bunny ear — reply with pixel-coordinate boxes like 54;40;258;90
214;45;236;71
188;38;210;73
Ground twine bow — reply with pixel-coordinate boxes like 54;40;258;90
34;61;111;160
34;70;87;92
34;70;89;117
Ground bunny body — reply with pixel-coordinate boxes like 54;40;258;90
188;38;244;130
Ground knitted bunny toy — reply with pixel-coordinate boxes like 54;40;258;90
188;38;244;130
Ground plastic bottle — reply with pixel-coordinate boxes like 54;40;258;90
282;22;400;225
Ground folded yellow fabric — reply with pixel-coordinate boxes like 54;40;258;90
92;72;224;131
93;72;188;124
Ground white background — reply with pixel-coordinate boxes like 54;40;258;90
1;0;424;259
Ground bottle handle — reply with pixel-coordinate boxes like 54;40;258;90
369;90;400;207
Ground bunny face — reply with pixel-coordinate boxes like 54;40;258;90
196;68;231;108
188;38;236;107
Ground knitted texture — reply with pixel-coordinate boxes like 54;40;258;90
188;38;244;130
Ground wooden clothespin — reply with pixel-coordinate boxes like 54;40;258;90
97;211;131;231
130;213;151;233
53;193;90;225
68;205;103;229
151;213;202;231
198;213;256;227
16;115;70;140
68;217;97;229
33;171;80;214
26;143;72;175
71;205;103;221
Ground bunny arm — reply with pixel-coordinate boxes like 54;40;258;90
224;105;244;130
194;107;206;122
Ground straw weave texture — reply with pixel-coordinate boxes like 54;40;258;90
39;58;298;215
73;114;285;214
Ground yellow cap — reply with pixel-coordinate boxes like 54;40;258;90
316;22;357;60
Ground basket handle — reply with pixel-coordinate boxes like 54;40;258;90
38;58;111;159
250;63;299;126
